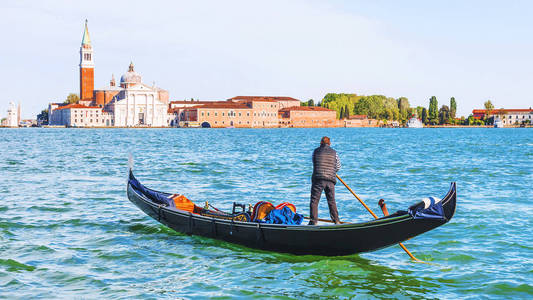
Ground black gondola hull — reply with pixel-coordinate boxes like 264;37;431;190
126;172;456;256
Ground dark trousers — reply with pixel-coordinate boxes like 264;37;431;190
309;179;340;224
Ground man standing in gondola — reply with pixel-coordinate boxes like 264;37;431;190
309;136;341;225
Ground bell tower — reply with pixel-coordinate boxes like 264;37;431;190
79;19;94;100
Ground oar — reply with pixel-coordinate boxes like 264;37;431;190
336;174;425;263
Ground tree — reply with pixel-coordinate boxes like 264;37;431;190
439;105;450;125
37;109;49;125
300;101;307;106
484;100;494;116
429;96;438;124
64;93;80;104
450;97;457;119
307;99;314;107
415;106;424;119
484;100;494;125
321;93;362;118
344;104;350;118
422;108;428;124
397;97;410;121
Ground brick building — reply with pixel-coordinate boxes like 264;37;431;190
228;96;300;109
172;96;301;128
278;106;337;127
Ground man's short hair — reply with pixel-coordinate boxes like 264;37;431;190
321;136;330;146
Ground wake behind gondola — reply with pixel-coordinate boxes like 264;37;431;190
126;169;456;256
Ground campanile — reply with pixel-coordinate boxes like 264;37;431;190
79;20;94;100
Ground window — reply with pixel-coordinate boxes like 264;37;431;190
239;112;241;116
222;112;225;116
202;112;204;116
207;112;210;116
247;113;250;116
90;119;93;123
215;112;218;116
75;119;77;122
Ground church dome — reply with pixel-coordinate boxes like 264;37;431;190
120;62;142;85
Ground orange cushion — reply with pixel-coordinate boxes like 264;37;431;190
170;194;196;213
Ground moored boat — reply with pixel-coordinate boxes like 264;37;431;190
126;170;456;256
406;117;424;128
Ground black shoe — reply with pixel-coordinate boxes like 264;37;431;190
307;221;317;226
334;220;341;225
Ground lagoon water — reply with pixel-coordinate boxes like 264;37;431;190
0;128;531;299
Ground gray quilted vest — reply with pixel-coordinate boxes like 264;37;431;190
312;145;337;184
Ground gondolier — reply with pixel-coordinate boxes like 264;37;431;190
309;136;341;225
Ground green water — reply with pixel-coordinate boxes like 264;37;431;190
0;128;531;299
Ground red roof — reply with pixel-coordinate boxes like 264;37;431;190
473;109;532;114
55;103;101;110
279;106;334;112
193;102;250;109
228;96;300;102
170;100;220;104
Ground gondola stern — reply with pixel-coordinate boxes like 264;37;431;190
443;182;457;221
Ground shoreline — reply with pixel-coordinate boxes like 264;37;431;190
2;125;531;129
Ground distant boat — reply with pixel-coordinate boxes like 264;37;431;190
406;117;424;128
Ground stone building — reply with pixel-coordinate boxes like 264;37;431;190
49;103;108;127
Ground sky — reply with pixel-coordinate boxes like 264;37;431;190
1;0;532;119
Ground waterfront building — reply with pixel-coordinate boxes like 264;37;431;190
48;21;170;127
278;106;337;127
172;96;302;128
230;98;280;127
472;109;533;126
5;102;20;127
228;96;300;109
177;102;254;128
49;103;110;127
343;115;381;127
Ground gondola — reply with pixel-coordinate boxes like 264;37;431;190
126;170;456;256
